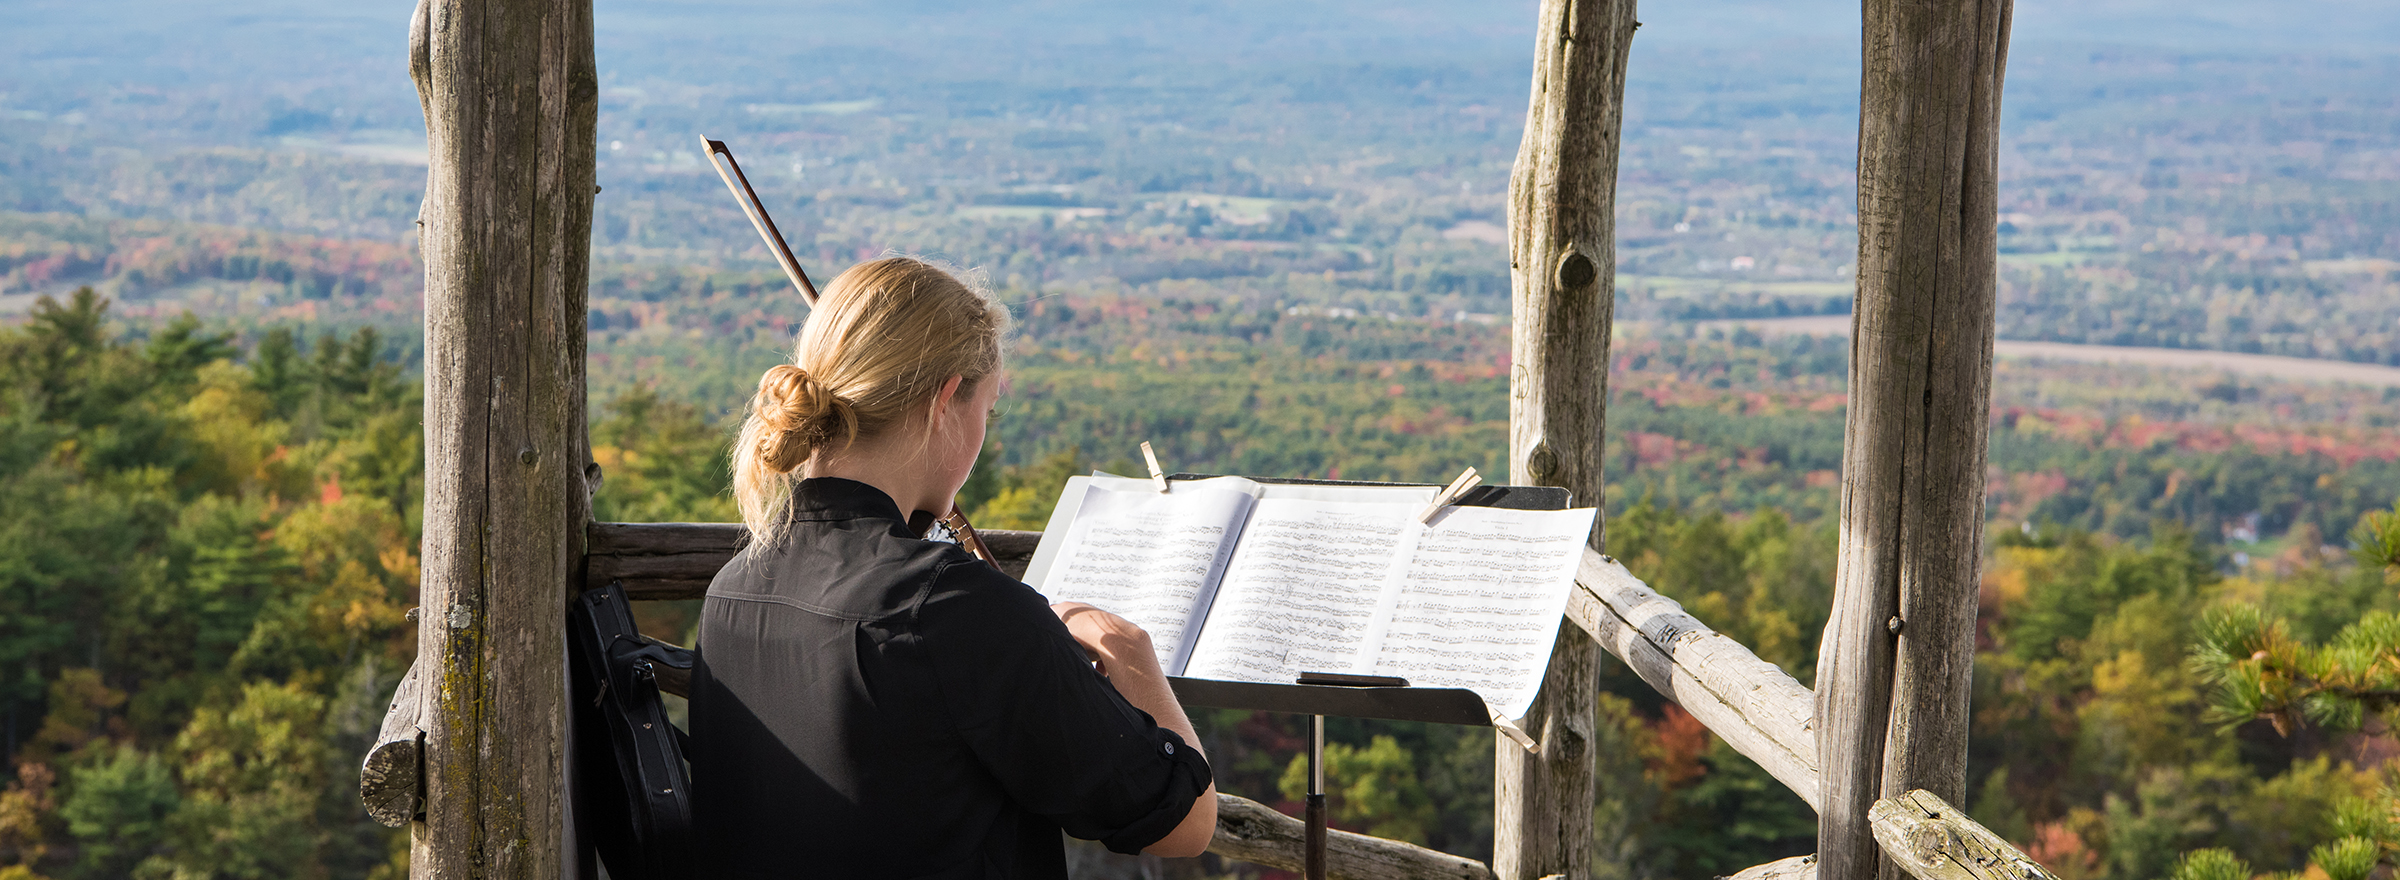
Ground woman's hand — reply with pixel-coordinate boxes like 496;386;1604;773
1050;602;1160;679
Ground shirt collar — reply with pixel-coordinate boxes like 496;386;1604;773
788;477;910;525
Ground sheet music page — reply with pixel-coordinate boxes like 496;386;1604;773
1029;478;1261;675
1367;505;1595;720
1022;475;1138;588
1179;496;1426;683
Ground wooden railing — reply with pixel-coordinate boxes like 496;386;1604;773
561;523;2060;880
368;522;2057;879
1567;553;1818;810
367;523;2056;878
584;521;1044;594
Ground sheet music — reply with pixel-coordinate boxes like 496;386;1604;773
1367;506;1593;719
1021;474;1157;587
1030;479;1258;674
1020;472;1592;725
1179;497;1426;683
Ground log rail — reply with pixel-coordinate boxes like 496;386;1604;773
585;521;1042;596
367;523;2056;880
370;523;2057;879
532;523;2055;880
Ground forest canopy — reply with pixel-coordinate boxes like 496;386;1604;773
0;285;2391;880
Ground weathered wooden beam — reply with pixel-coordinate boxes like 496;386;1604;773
409;0;597;873
1871;790;2058;880
1500;0;1636;875
582;522;1042;598
359;660;426;828
1209;792;1494;880
1726;855;1820;880
1566;551;1820;810
1819;0;2013;878
585;521;749;557
1709;792;2062;880
583;522;746;599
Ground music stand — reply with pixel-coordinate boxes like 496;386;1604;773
1157;475;1572;880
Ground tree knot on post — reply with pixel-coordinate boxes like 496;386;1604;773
1525;440;1562;486
1548;722;1590;762
1555;250;1598;290
519;447;540;466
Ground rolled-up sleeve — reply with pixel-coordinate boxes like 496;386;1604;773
917;569;1214;854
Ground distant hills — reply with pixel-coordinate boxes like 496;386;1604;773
2;0;2396;367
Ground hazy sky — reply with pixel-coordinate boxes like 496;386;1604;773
2;0;2393;140
8;0;2396;91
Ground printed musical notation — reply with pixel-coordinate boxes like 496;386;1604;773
1373;508;1590;717
1037;482;1256;674
1182;499;1420;683
1026;475;1594;722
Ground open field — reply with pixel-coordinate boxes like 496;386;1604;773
1692;315;2400;388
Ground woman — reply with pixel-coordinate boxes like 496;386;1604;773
690;257;1218;879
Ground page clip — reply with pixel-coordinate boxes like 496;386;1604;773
1414;467;1482;523
1141;441;1170;493
1492;710;1540;753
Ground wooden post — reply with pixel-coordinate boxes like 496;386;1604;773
1500;0;1636;877
409;0;598;875
1816;0;2012;878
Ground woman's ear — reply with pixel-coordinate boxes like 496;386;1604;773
926;374;966;428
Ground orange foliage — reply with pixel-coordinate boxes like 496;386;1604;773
1649;705;1712;788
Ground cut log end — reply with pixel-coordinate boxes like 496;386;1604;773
359;737;422;828
359;657;424;827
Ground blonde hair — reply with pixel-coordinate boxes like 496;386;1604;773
732;257;1009;543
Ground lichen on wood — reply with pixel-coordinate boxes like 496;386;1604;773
1870;790;2059;880
409;0;598;873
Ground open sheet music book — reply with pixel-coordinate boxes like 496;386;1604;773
1022;475;1597;724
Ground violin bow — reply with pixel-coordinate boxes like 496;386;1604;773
706;136;1000;568
701;136;820;306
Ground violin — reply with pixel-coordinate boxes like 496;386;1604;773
941;508;1002;567
900;507;1003;567
706;137;1002;570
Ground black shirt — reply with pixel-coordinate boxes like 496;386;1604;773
690;478;1212;879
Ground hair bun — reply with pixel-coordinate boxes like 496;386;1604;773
752;364;854;472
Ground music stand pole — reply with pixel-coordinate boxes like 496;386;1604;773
1306;715;1326;880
